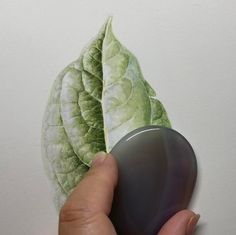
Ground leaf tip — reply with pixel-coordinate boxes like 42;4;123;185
104;15;113;33
105;15;113;25
98;16;113;37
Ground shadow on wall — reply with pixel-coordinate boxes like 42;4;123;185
195;222;207;235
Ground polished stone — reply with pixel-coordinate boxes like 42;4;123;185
110;125;197;235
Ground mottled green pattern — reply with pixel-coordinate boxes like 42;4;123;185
102;20;171;150
42;17;171;210
41;68;89;210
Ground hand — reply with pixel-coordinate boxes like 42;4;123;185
59;153;200;235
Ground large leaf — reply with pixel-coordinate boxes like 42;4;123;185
41;16;171;210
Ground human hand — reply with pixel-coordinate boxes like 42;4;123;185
59;153;200;235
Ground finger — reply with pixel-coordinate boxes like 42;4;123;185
158;210;200;235
59;152;118;235
62;152;118;216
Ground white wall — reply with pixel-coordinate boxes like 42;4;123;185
0;0;236;234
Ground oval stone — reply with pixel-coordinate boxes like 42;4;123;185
109;125;197;235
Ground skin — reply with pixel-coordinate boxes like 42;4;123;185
59;153;200;235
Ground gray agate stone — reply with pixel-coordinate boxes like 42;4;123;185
110;125;197;235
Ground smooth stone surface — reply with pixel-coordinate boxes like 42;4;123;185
110;125;197;235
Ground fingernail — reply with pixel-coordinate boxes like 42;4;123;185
186;214;200;235
91;152;108;167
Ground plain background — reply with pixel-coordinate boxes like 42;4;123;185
0;0;236;234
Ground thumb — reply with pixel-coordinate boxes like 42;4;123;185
158;210;200;235
59;152;118;235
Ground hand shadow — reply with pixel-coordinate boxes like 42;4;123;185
194;222;207;235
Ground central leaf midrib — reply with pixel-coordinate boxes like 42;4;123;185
100;17;113;153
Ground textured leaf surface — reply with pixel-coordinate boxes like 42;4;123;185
42;17;171;210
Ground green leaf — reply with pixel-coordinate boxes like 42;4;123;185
41;16;171;210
